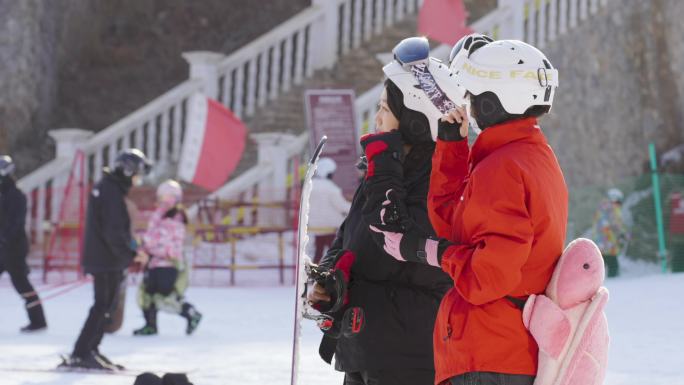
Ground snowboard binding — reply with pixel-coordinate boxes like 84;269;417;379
303;250;365;338
301;262;344;337
306;264;348;314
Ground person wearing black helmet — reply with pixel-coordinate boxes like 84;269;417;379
0;155;48;333
60;149;151;371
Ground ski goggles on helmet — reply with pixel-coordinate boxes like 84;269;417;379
392;37;430;71
384;36;466;140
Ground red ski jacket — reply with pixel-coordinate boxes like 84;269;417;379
428;118;568;384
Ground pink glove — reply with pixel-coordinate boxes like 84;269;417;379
369;225;441;267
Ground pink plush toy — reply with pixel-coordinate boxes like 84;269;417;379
522;238;610;385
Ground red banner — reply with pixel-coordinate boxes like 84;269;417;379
179;95;246;192
418;0;473;46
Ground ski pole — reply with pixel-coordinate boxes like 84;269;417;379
26;278;90;309
35;278;86;293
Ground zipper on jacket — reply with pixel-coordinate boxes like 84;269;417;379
443;324;452;341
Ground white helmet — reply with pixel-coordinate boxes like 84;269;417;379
383;37;466;141
157;179;183;204
449;39;558;115
0;155;15;177
449;33;494;68
316;157;337;178
607;188;624;203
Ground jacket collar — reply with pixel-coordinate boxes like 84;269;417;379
470;117;546;167
0;176;16;194
103;170;131;194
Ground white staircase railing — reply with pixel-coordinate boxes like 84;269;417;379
19;0;609;244
184;0;613;232
18;0;423;243
18;80;202;243
215;0;612;231
191;0;425;120
353;0;610;140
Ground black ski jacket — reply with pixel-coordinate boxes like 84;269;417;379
318;142;453;373
0;178;29;272
82;172;136;274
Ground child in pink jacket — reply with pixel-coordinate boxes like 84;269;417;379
133;180;202;336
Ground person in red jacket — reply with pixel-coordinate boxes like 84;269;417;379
369;35;568;385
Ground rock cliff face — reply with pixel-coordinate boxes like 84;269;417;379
0;0;310;176
0;0;104;173
541;0;684;186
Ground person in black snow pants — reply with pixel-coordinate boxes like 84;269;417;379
306;37;465;385
60;149;151;371
0;155;47;333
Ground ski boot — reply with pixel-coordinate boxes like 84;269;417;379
20;322;47;333
133;307;158;336
58;351;114;372
181;303;202;335
21;299;47;333
93;349;125;370
133;324;158;336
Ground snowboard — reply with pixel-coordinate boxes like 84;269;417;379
290;136;328;385
104;271;127;333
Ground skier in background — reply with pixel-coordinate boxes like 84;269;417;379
591;188;627;277
309;157;350;264
133;179;202;336
0;155;48;333
60;149;151;371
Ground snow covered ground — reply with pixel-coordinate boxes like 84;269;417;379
0;276;343;385
1;266;683;385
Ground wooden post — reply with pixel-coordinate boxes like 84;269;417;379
278;231;285;284
230;235;237;286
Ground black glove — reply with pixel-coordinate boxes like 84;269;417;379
376;189;412;232
437;119;466;142
309;250;355;314
359;131;404;180
369;189;453;266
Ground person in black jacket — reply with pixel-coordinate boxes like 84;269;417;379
60;149;151;371
0;156;47;333
307;38;465;385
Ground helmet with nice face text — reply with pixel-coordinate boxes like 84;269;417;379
449;39;558;128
